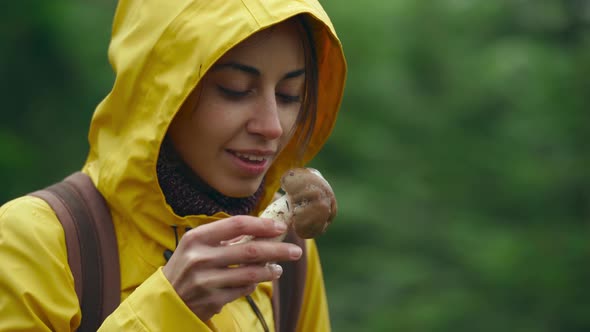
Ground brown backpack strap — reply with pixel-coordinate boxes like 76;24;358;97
272;229;308;332
30;172;120;331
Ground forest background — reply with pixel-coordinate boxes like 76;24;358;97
2;1;589;331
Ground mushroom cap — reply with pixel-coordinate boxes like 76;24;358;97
280;168;337;239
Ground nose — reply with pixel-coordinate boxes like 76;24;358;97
247;95;284;139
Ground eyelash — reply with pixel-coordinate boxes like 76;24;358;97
217;86;301;104
217;86;248;98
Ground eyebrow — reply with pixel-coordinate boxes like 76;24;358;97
212;61;305;80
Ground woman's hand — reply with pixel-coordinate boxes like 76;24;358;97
162;215;302;322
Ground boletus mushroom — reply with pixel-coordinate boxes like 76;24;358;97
238;168;337;243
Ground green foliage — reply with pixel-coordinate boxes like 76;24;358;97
2;0;589;331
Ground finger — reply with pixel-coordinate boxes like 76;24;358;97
200;264;283;289
211;241;302;267
184;215;287;246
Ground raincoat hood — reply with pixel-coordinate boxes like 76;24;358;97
83;0;346;249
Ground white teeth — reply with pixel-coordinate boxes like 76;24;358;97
234;152;266;162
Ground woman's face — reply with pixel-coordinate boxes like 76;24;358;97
168;20;305;197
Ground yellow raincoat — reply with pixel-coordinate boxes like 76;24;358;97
0;0;346;331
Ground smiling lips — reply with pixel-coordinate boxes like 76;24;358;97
228;149;274;176
233;151;268;163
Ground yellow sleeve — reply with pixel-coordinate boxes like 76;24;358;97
296;239;331;332
0;197;215;332
0;197;81;331
99;267;217;331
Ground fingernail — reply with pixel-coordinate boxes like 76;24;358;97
274;221;287;232
270;263;283;277
289;246;302;259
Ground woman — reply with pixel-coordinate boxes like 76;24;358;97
0;0;346;330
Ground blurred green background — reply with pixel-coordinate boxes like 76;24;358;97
2;1;590;331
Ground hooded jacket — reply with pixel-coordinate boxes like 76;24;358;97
0;0;346;331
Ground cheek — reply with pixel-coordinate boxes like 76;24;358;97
279;109;300;140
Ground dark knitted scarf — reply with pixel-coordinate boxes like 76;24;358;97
156;138;264;217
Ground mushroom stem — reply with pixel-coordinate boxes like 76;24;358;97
232;194;293;244
259;194;293;242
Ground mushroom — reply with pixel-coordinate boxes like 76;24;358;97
237;168;337;243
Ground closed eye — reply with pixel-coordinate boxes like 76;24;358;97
217;85;249;99
277;93;301;104
218;85;300;104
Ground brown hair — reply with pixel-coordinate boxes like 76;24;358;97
291;15;319;162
